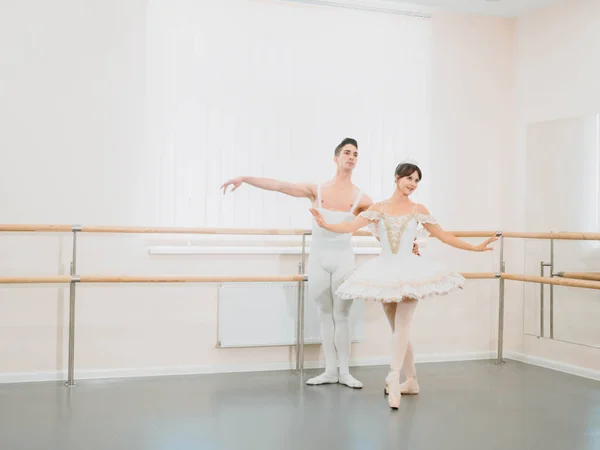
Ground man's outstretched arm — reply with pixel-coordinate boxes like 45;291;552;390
221;176;316;200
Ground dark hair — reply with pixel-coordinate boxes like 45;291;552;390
395;162;422;181
334;138;358;156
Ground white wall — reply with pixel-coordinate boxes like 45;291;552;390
0;0;148;226
146;0;433;232
509;0;600;374
1;0;515;381
0;0;149;379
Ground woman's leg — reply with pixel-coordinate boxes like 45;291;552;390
402;342;417;380
383;302;417;392
387;298;418;408
382;303;396;331
391;298;418;372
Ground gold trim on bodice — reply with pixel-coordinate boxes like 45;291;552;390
381;212;416;254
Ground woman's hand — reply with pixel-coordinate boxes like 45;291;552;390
309;208;329;230
471;235;498;252
309;208;370;234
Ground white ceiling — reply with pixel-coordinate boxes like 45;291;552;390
387;0;562;16
282;0;563;17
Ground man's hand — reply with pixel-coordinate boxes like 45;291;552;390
221;177;245;194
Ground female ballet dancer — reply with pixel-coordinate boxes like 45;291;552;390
309;160;497;410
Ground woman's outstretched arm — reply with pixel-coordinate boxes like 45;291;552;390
417;205;497;252
309;203;381;234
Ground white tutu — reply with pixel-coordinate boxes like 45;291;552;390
336;253;464;302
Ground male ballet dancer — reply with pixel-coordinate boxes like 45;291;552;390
220;138;371;388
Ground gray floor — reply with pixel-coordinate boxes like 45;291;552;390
0;360;598;450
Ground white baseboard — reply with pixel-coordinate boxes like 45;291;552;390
3;351;597;384
504;351;600;381
0;371;68;384
0;351;494;384
415;351;496;364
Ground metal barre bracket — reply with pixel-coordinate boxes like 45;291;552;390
71;224;82;232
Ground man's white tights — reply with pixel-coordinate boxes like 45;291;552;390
305;248;362;389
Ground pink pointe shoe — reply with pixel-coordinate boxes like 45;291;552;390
385;377;420;396
385;372;401;410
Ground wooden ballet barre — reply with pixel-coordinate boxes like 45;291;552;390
0;224;74;233
555;272;600;282
0;275;306;284
501;273;600;290
502;231;600;240
0;276;72;284
80;225;310;236
0;223;354;236
2;224;600;241
78;275;306;283
0;224;309;235
81;273;500;282
0;223;498;238
461;273;498;279
0;273;499;284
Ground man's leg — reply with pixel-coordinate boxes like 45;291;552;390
331;251;362;388
306;253;339;385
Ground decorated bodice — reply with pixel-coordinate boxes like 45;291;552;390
359;204;437;256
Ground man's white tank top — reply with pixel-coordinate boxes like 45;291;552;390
311;184;362;248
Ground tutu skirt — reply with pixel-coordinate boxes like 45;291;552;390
335;253;464;303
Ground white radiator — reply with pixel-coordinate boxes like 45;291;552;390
217;282;365;348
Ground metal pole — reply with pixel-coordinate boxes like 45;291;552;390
295;261;302;373
540;261;545;338
539;260;551;338
299;268;305;374
496;232;505;364
549;237;554;339
295;233;308;374
299;233;308;373
65;226;81;387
